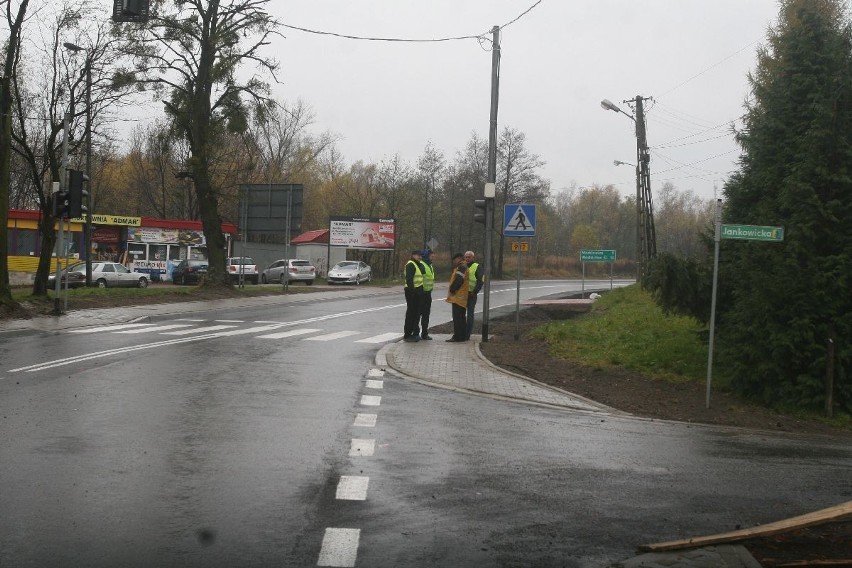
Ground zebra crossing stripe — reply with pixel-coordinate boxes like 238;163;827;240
305;331;361;341
161;325;237;335
116;324;194;334
68;323;155;334
356;332;400;344
255;328;321;339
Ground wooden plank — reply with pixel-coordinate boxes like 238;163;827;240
639;501;852;552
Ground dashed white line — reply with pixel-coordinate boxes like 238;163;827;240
367;368;385;378
353;414;377;428
364;379;383;389
349;439;375;457
317;528;360;567
335;476;369;501
359;395;381;406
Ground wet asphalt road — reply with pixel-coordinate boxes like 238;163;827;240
1;281;851;567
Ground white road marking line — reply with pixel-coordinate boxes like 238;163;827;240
360;395;381;406
355;332;400;344
174;318;204;321
255;328;321;339
215;319;244;323
349;439;375;457
317;528;360;567
253;320;280;324
335;476;369;501
367;368;385;378
160;325;237;335
209;324;284;337
116;324;195;334
9;333;223;373
364;380;383;389
353;414;377;428
305;331;360;342
67;323;155;334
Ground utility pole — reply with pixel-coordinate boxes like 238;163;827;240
481;25;500;343
633;96;656;276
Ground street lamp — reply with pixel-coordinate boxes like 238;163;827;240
613;160;635;167
64;42;93;286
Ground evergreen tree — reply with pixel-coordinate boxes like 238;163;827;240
720;0;852;412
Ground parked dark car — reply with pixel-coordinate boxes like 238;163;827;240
171;260;209;285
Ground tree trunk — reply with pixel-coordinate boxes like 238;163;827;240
0;0;31;309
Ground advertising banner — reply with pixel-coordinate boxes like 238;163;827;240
329;217;395;250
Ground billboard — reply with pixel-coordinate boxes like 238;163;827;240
239;184;303;244
329;217;396;250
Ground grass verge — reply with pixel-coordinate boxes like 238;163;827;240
530;284;709;383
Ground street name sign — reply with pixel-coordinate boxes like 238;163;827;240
721;224;784;242
580;249;616;262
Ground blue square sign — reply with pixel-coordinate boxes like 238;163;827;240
503;204;536;236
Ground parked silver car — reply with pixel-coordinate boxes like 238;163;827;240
327;261;372;285
260;259;316;285
48;261;149;289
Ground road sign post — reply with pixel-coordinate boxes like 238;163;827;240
706;216;785;409
580;250;616;296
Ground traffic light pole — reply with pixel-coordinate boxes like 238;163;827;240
481;25;500;343
53;112;71;314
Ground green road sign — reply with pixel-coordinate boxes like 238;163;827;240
721;224;784;242
580;249;616;262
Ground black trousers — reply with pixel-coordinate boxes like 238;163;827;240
465;292;477;339
452;303;467;340
404;287;422;337
420;292;432;337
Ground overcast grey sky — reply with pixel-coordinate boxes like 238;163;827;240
262;1;781;202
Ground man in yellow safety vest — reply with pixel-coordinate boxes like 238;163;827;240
403;250;425;342
464;250;484;340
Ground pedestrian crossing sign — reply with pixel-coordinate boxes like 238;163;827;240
503;204;536;236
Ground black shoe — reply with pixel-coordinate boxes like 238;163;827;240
446;337;459;342
403;336;420;342
421;335;433;340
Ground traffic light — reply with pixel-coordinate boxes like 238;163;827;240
53;189;69;218
112;0;149;22
474;199;487;225
68;169;89;219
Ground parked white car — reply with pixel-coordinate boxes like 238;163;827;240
48;262;149;289
226;257;259;284
260;259;315;285
327;261;372;285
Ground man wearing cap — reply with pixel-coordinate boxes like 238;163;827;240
418;249;435;340
403;250;425;342
445;252;470;342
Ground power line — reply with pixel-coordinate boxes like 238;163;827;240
656;39;759;99
280;1;543;43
